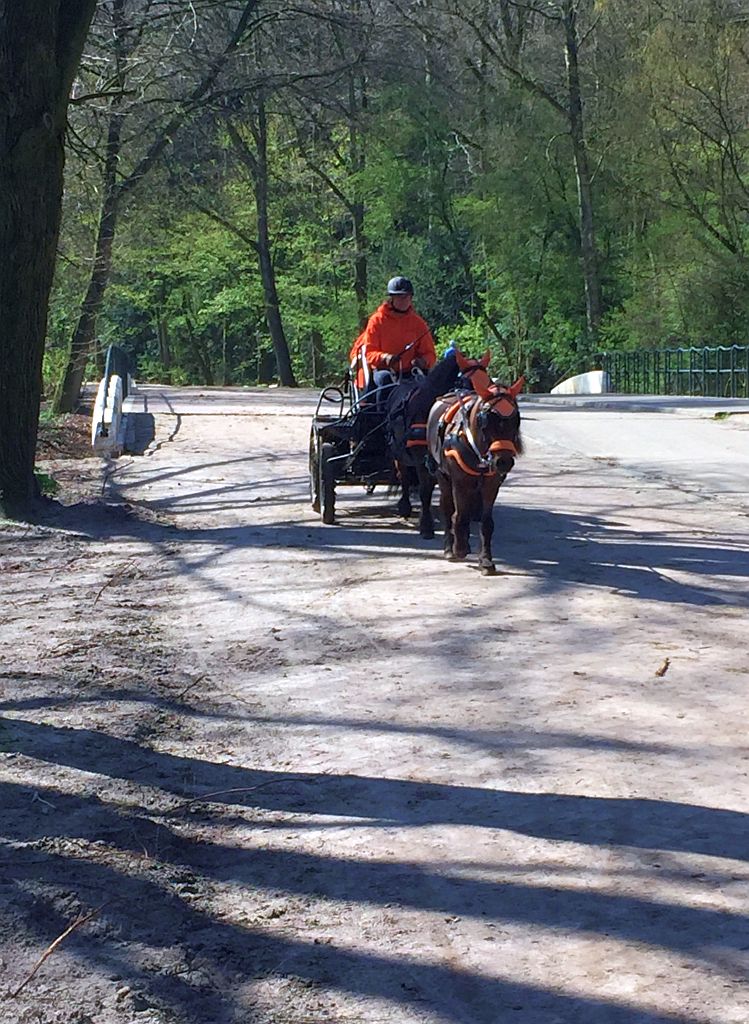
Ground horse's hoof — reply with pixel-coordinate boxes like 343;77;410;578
397;503;412;518
480;563;497;576
448;552;465;562
420;528;435;540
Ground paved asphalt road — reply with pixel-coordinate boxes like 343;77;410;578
125;385;749;506
521;394;749;505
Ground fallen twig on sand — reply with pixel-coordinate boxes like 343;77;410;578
47;639;101;659
31;791;57;811
10;903;107;998
179;775;325;810
93;561;139;605
176;674;206;700
655;657;671;677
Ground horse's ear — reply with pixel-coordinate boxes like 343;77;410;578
508;375;525;397
454;349;470;371
480;350;491;368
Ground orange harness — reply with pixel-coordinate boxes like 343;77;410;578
440;391;518;477
405;422;428;448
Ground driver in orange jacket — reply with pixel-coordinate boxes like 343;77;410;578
349;276;437;394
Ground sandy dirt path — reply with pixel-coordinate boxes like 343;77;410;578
2;386;749;1024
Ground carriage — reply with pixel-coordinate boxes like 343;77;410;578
308;345;524;574
308;346;394;524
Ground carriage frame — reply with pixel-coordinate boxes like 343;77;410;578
308;347;394;523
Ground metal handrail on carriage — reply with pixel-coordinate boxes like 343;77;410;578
309;345;398;521
322;357;427;465
308;337;432;523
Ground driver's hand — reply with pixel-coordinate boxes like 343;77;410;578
383;353;399;369
412;356;428;371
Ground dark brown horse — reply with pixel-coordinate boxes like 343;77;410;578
384;350;492;539
427;352;523;575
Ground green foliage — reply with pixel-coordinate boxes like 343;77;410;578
34;471;59;496
42;345;71;400
435;319;490;359
136;355;189;385
47;0;749;394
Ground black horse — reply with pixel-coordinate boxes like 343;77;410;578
383;350;489;539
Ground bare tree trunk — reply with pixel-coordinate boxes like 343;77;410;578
0;0;96;517
228;106;296;387
311;329;324;385
254;102;296;386
157;315;172;370
349;72;368;327
459;0;601;344
562;0;602;338
352;196;368;327
437;190;513;366
55;106;123;411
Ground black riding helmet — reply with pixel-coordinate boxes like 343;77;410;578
387;276;414;295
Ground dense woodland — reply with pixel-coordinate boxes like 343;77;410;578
45;0;749;401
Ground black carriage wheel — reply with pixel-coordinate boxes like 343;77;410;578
319;442;336;524
309;429;320;512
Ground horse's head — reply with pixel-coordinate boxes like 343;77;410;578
454;352;524;474
478;381;524;475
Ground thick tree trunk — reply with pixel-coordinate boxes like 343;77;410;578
254;102;296;387
55;109;123;412
562;0;602;339
0;1;96;518
157;315;172;370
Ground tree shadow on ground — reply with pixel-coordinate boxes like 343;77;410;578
25;496;749;613
4;815;721;1024
4;718;748;865
487;503;749;606
0;692;685;760
1;760;745;1024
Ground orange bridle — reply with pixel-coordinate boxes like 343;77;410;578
441;389;519;476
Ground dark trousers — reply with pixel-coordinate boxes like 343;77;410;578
372;369;396;414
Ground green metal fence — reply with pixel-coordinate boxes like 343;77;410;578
599;346;749;397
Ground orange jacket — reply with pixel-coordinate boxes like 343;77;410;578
349;302;437;387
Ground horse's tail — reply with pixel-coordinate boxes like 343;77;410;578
387;460;400;498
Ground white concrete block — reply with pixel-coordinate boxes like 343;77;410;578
551;370;611;395
92;374;125;455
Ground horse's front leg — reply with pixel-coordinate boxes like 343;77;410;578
477;478;503;575
451;508;472;560
416;462;435;539
395;460;412;518
450;482;472;561
437;471;455;558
